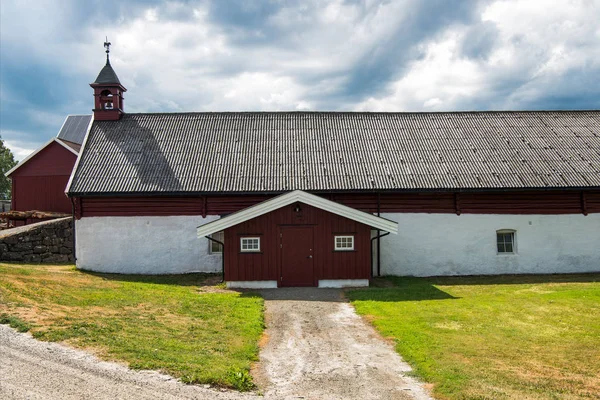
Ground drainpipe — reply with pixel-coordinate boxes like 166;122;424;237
377;192;381;276
371;231;389;278
205;236;225;283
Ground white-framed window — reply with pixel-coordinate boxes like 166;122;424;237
334;235;354;251
208;231;224;254
496;230;516;254
240;237;260;252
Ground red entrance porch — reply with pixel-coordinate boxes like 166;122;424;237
197;190;398;288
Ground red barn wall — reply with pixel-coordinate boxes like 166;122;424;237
223;202;371;285
75;190;600;218
11;141;77;213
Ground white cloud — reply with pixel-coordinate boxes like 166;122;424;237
104;0;423;112
219;72;311;110
3;136;38;161
356;33;483;111
356;0;600;111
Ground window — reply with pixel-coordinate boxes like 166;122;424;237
497;230;516;254
240;237;260;252
208;231;224;254
334;235;354;251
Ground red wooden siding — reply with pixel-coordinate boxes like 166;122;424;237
11;141;77;213
223;202;371;285
586;192;600;215
13;176;72;213
81;197;205;216
76;190;600;218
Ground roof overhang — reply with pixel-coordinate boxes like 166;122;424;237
197;190;398;238
4;137;79;177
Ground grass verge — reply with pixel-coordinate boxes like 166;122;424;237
0;263;263;391
0;313;31;332
347;274;600;400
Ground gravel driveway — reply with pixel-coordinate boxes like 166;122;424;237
254;288;432;400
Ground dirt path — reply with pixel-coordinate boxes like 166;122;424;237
0;324;259;400
254;288;432;400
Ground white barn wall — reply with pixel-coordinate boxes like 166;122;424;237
76;216;221;274
76;213;600;277
380;213;600;276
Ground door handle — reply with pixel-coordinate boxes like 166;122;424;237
307;255;313;259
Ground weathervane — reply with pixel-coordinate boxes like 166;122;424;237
104;36;111;63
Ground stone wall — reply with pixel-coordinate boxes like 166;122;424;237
0;217;74;263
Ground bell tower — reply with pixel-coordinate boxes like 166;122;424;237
90;38;127;121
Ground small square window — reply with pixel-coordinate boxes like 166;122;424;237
497;230;516;254
334;235;354;251
208;231;224;254
240;237;260;252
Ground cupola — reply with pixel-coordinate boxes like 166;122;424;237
90;38;127;121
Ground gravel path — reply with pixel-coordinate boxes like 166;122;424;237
254;288;432;400
0;324;259;400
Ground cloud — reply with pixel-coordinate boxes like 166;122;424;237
1;0;599;161
356;0;600;111
459;21;499;60
2;135;37;162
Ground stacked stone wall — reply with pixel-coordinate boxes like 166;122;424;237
0;217;74;263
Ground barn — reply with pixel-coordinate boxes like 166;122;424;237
65;53;600;288
6;114;91;214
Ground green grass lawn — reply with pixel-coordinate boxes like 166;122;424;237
0;263;264;390
347;274;600;400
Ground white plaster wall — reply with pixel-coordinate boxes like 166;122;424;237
76;216;221;274
380;213;600;276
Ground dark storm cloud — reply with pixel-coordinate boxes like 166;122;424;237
207;0;281;33
460;21;499;60
333;0;485;103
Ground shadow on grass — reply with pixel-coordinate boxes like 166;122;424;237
425;272;600;286
347;276;459;302
258;287;347;302
81;270;224;287
348;273;600;302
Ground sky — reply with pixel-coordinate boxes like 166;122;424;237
1;0;600;160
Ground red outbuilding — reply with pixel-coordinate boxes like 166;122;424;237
5;115;91;215
196;191;396;288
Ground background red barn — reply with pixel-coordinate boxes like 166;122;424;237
9;140;77;214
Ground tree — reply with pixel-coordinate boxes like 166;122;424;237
0;137;17;200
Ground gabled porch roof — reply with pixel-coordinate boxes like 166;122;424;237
196;190;398;237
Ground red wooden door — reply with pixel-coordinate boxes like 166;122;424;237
280;226;314;287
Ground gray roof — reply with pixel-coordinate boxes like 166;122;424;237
92;61;122;85
57;115;92;145
68;111;600;195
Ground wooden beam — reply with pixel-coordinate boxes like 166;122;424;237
454;193;461;215
581;191;588;216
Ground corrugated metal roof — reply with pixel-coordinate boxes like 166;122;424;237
56;115;92;145
68;111;600;194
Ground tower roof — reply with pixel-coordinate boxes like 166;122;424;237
92;60;122;85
